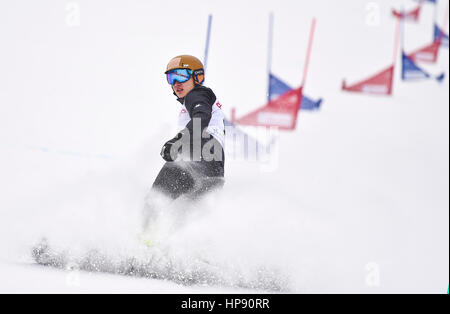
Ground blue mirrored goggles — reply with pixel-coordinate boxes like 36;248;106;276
166;69;193;85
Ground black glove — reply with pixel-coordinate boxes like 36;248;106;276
160;132;185;162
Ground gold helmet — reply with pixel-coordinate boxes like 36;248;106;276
165;55;205;85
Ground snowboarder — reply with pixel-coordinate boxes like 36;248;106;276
143;55;225;230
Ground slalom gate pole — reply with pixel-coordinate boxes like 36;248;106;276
203;14;213;74
443;0;449;31
267;12;274;103
301;18;316;88
392;14;402;93
394;13;402;65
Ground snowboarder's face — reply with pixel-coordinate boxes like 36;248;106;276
172;78;195;98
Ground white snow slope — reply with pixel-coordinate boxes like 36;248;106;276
0;0;448;293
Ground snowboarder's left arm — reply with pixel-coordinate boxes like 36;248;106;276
183;87;216;134
160;87;216;162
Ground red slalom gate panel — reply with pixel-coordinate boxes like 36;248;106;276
232;87;303;131
392;5;422;22
342;17;400;97
231;18;316;131
342;65;395;96
407;39;442;63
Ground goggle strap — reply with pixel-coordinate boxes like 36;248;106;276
193;69;204;76
193;69;205;85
